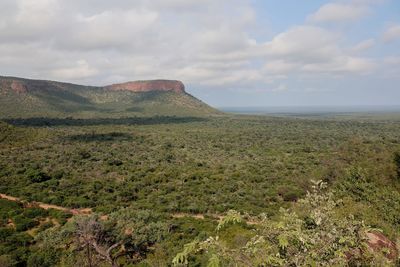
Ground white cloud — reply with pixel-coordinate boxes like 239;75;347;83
351;39;375;52
62;9;159;50
271;84;288;92
15;0;59;26
308;2;369;23
0;0;61;41
192;27;255;54
0;0;385;93
301;57;374;73
263;26;340;62
383;24;400;42
261;26;375;75
263;60;298;74
49;60;98;80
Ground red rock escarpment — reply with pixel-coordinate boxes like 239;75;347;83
105;80;185;93
0;79;28;94
10;80;28;94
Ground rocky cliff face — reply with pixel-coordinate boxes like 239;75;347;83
105;80;185;93
10;80;28;94
0;78;28;94
1;77;186;94
0;77;69;94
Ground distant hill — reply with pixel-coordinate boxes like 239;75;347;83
0;76;219;118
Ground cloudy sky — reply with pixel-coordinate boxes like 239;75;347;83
0;0;399;107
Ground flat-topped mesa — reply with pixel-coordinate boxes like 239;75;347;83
105;80;185;93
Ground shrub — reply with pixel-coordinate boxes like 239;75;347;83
277;185;304;202
23;207;48;219
0;255;16;267
0;227;15;241
0;199;22;213
77;149;91;159
6;232;33;246
48;209;72;225
26;169;51;183
27;250;60;267
108;159;123;166
52;170;64;180
13;215;39;232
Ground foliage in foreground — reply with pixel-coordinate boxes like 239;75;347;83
173;181;397;266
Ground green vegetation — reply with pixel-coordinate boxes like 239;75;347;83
1;112;400;266
173;181;396;266
0;198;72;266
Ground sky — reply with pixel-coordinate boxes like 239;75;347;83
0;0;399;107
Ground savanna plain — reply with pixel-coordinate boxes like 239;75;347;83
1;112;400;266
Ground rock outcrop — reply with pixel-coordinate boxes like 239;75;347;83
10;80;28;94
105;80;185;93
0;78;28;94
366;231;398;260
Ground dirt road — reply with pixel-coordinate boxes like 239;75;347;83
0;193;92;215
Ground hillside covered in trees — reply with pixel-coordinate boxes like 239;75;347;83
0;76;218;118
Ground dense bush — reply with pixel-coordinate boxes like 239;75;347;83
1;114;400;265
25;168;51;183
0;227;14;241
2;115;400;217
0;199;22;214
13;215;39;232
27;250;61;267
23;207;49;218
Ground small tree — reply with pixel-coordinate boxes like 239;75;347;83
73;215;123;267
35;209;169;266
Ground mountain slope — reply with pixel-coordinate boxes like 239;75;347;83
0;76;219;118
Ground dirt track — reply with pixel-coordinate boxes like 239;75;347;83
0;193;251;223
1;194;396;258
0;193;261;224
0;193;222;220
0;193;92;215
